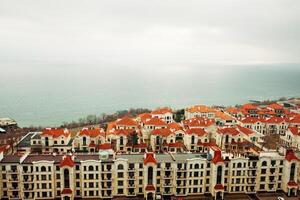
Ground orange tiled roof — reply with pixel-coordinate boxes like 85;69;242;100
268;103;283;110
289;127;300;136
108;129;135;136
265;117;287;124
60;155;75;168
79;128;104;137
241;117;262;124
285;150;299;162
212;150;224;164
241;104;258;110
236;125;254;135
186;105;215;113
151;107;172;115
218;127;240;136
144;153;157;165
226;107;238;114
214;110;234;121
182;117;215;128
42;128;70;138
151;129;173;137
186;128;207;137
138;113;152;123
115;117;138;127
167;122;183;131
98;143;112;150
168;141;184;148
144;118;167;126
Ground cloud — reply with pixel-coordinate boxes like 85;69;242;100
0;0;300;68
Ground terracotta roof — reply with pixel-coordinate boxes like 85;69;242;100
144;153;157;165
167;122;183;131
241;104;258;110
138;113;152;123
89;141;96;148
182;117;215;128
186;105;215;113
61;188;72;194
289;127;300;136
241;117;261;124
151;129;173;137
98;143;112;150
226;107;238;114
116;117;138;127
42;128;70;138
151;107;172;115
107;122;116;131
133;143;147;149
168;141;184;148
145;184;155;191
79;128;104;137
214;110;234;121
144;118;167;126
212;150;224;164
265;117;287;124
60;155;75;168
0;144;10;153
285;150;299;162
214;184;224;190
218;127;240;136
287;181;298;187
268;103;283;110
289;116;300;124
236;125;254;135
186;128;207;137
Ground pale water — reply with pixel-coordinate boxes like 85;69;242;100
1;63;300;127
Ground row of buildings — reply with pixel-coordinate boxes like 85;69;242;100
0;102;300;200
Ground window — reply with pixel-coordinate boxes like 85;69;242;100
117;164;124;170
64;169;70;188
148;167;153;185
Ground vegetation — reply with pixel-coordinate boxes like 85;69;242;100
60;108;151;130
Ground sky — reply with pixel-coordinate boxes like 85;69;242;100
0;0;300;68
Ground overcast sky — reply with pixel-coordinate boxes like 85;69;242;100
0;0;300;70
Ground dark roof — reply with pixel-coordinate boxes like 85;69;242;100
15;132;37;148
0;155;21;163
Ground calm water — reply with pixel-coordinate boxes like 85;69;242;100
1;64;300;127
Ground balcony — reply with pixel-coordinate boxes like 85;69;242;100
163;182;172;187
128;184;135;188
128;176;135;180
8;187;19;191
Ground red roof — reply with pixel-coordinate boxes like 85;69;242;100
167;122;183;131
89;141;96;148
79;128;104;137
268;103;283;110
116;117;138;127
289;127;300;136
145;184;156;191
285;150;299;162
266;117;287;124
289;116;300;124
60;155;75;168
241;104;258;110
212;150;224;164
186;128;207;136
138;113;152;123
144;153;157;165
287;181;298;187
151;107;172;115
133;143;147;149
108;129;135;136
182;117;215;128
214;184;224;190
151;128;173;137
168;142;184;148
61;188;72;194
0;144;10;153
144;118;167;126
241;117;261;124
98;143;112;150
218;127;240;136
42;128;70;138
236;125;254;135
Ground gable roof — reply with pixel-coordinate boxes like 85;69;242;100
151;107;172;115
144;152;157;165
79;128;105;137
42;128;70;138
151;129;173;137
144;118;167;126
186;105;215;113
285;150;299;162
268;103;283;110
115;117;138;127
186;128;207;137
182;117;215;128
60;155;75;167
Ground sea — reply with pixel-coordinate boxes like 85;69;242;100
1;63;300;127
